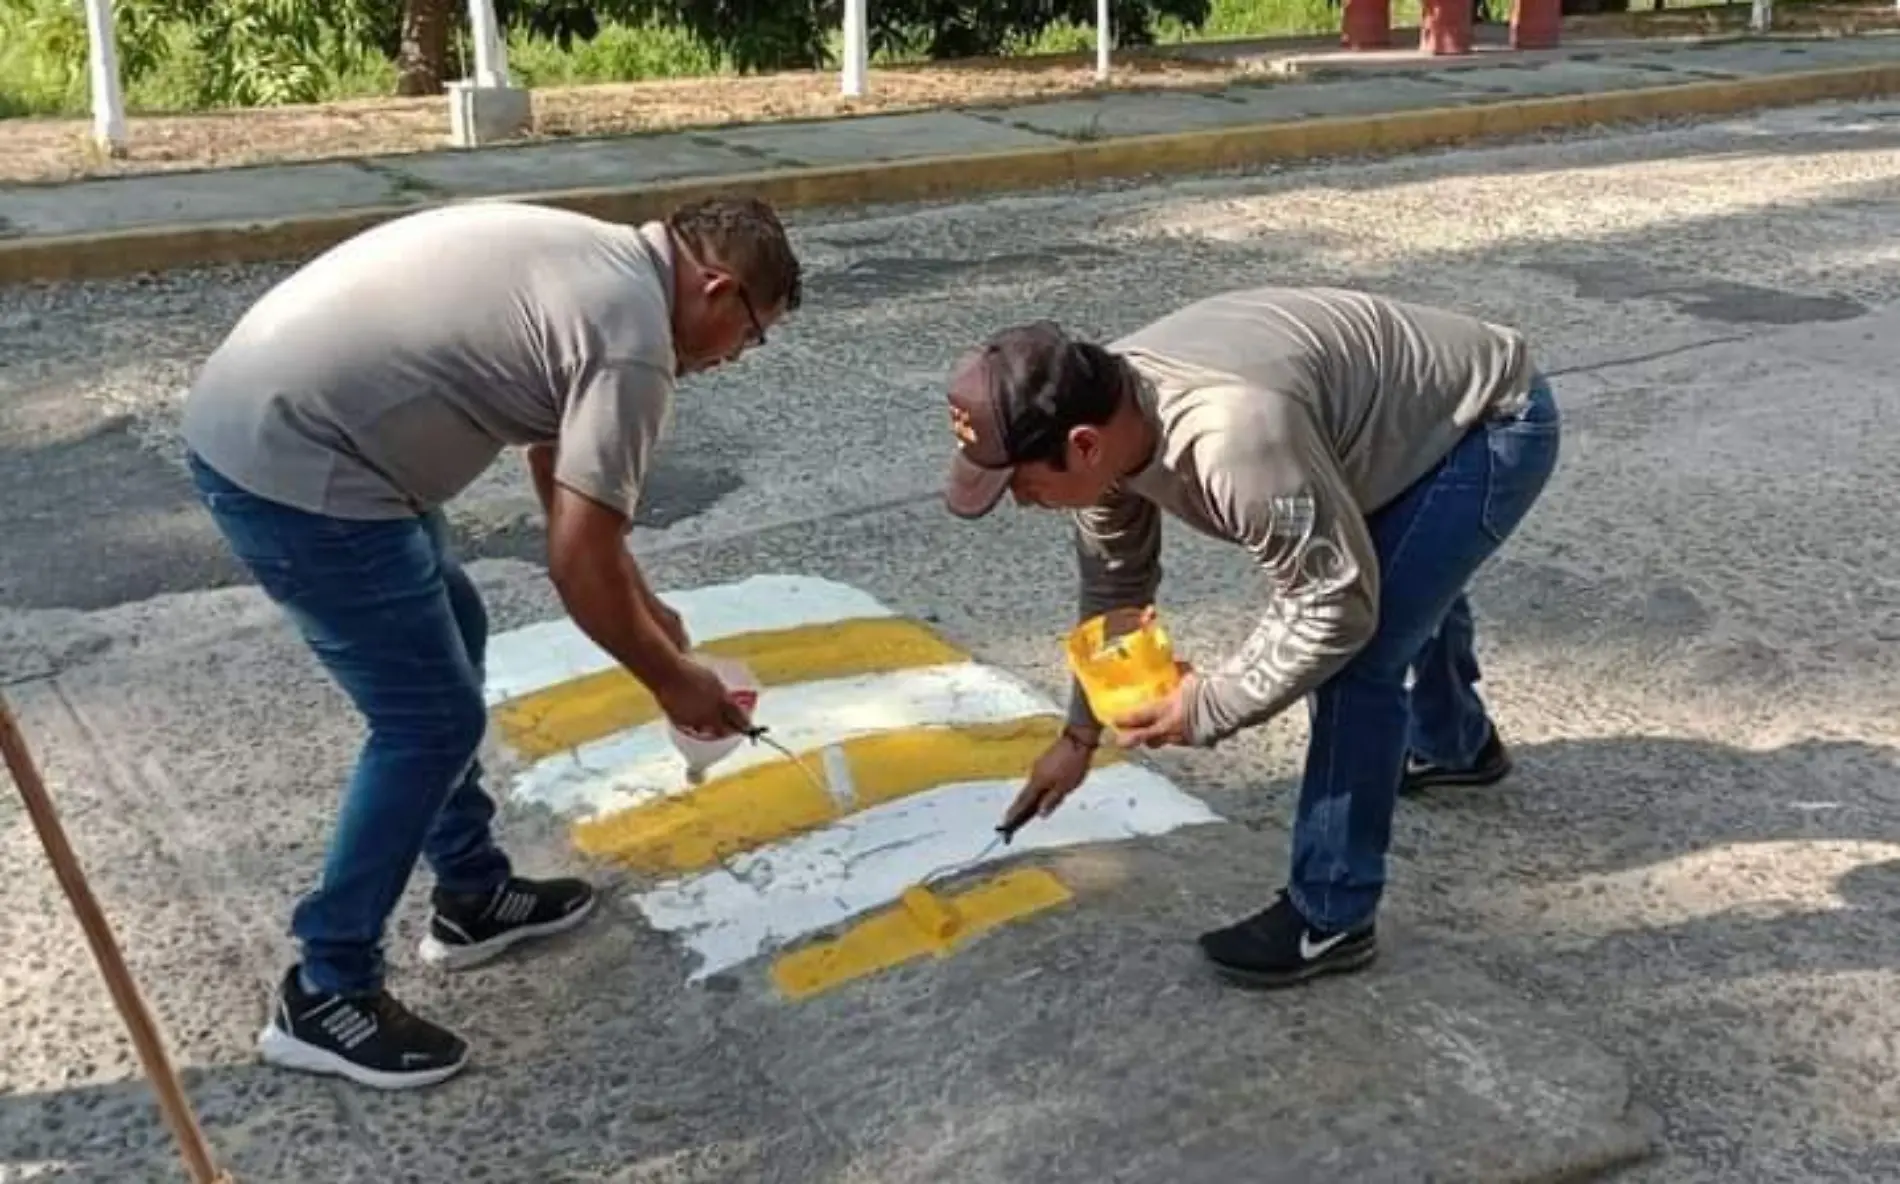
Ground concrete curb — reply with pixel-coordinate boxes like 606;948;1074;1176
5;60;1900;287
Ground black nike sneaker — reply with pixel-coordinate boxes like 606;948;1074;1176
1400;726;1512;796
1197;891;1377;989
257;966;468;1090
417;876;597;971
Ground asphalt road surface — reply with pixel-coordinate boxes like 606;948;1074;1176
4;99;1900;1183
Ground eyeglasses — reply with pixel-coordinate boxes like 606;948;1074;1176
734;283;766;348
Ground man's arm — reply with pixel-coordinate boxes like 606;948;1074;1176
527;443;558;516
1065;484;1164;739
539;358;701;684
528;439;684;647
544;483;692;694
1185;390;1381;746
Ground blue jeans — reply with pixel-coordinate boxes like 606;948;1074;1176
1288;376;1561;932
187;452;512;996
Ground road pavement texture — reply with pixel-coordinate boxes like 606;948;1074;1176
3;32;1900;252
5;97;1900;1182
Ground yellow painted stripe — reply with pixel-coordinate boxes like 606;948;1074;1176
770;867;1075;1000
570;716;1126;873
491;616;968;759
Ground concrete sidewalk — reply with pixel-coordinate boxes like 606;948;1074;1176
2;30;1899;283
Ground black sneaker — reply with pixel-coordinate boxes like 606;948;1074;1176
417;876;596;971
1400;726;1512;796
257;965;468;1091
1197;892;1377;989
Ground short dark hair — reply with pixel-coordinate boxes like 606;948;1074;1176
667;195;803;314
942;323;1136;517
1030;341;1129;469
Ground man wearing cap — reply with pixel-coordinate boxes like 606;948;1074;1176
942;286;1560;988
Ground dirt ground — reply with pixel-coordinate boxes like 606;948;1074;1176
3;4;1896;185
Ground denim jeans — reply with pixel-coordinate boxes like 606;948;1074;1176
1287;376;1561;932
187;451;513;995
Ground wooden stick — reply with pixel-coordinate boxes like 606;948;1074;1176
0;694;233;1184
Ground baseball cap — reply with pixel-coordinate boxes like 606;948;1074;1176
942;320;1111;519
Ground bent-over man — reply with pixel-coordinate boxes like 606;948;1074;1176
939;286;1559;988
181;195;802;1088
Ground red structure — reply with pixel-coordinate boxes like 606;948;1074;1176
1418;0;1474;54
1511;0;1563;49
1340;0;1392;50
1338;0;1562;55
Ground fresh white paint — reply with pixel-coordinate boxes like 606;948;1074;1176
842;0;869;96
635;761;1222;980
483;573;897;705
82;0;126;156
505;662;1060;818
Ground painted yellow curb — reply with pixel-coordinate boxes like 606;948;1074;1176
6;60;1900;287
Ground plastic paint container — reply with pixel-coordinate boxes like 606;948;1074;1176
667;653;761;783
1063;606;1182;725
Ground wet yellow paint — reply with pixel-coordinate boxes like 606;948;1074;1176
491;616;969;759
770;867;1075;1000
898;885;959;941
571;716;1124;873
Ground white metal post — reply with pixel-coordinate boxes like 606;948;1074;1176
1096;0;1111;82
467;0;510;88
82;0;126;156
1750;0;1773;32
842;0;868;96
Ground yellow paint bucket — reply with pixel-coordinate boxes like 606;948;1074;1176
1063;606;1182;725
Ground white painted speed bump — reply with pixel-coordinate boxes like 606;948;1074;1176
483;573;1222;993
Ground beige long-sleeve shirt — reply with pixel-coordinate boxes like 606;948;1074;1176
1064;286;1536;746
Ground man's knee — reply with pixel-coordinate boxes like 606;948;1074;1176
442;690;489;760
1334;621;1421;687
377;685;488;764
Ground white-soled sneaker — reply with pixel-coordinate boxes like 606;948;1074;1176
418;876;596;971
257;965;468;1091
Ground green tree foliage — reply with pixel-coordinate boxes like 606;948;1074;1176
615;0;1214;72
1;0;384;106
2;0;1212;109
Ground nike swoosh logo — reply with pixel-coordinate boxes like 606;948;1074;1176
1299;930;1349;960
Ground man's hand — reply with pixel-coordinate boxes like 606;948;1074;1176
656;658;754;740
1001;728;1098;832
1111;670;1199;750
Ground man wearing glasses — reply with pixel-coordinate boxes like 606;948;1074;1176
939;287;1560;990
180;195;802;1090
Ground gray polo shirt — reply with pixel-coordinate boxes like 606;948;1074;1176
1062;286;1538;745
181;200;678;522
